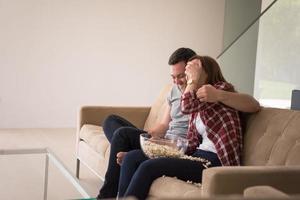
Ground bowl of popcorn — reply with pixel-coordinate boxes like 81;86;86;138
140;133;188;159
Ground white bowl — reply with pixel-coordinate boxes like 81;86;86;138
140;133;188;159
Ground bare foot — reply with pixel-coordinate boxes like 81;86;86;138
116;151;127;165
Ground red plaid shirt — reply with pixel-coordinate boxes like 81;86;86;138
181;82;242;166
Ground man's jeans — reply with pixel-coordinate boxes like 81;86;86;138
97;115;145;199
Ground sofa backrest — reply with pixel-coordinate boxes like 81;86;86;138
243;107;300;166
143;86;300;167
143;84;172;131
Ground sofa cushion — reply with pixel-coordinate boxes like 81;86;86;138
149;176;202;198
79;124;109;156
144;84;171;130
243;108;300;166
243;185;289;198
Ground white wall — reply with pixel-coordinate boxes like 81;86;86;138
0;0;225;128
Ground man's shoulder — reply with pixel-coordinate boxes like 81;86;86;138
169;85;181;97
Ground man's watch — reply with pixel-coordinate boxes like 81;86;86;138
187;79;197;85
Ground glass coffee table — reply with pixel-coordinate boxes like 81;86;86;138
0;148;91;200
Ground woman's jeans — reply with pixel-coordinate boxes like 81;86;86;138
98;115;145;199
119;149;222;200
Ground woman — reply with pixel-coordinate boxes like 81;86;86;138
182;55;242;165
117;55;243;200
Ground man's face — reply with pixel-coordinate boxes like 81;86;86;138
170;61;187;91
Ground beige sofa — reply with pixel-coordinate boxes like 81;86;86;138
76;85;300;198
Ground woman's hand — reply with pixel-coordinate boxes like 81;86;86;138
185;59;202;83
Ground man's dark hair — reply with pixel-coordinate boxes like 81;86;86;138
168;47;196;65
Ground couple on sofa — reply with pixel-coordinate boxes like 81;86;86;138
97;48;260;200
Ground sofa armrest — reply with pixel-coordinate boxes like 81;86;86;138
77;106;151;131
202;166;300;197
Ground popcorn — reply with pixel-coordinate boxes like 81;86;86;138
141;140;211;168
186;180;202;187
140;133;211;169
142;140;184;158
181;155;211;168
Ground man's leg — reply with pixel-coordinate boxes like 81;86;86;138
102;114;137;142
97;127;144;199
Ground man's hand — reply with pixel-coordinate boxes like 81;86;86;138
196;84;222;102
147;129;164;138
197;84;261;112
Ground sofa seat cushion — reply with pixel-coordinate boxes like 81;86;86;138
79;124;109;156
243;186;289;198
149;176;202;198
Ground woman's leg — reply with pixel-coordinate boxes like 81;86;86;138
192;149;222;167
123;150;221;200
103;114;137;142
98;127;144;199
118;150;148;197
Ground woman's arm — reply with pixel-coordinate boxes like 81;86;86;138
196;84;260;113
181;89;206;114
181;58;207;114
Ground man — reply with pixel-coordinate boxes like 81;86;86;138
97;48;260;199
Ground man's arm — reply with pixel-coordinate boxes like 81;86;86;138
147;104;171;137
196;84;260;113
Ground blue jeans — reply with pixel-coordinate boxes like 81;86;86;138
102;114;136;142
119;149;222;200
98;115;146;199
